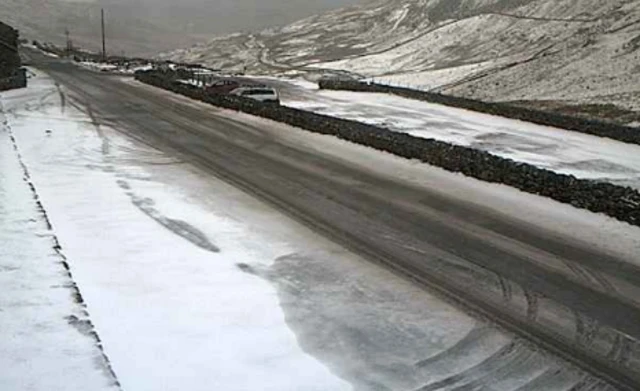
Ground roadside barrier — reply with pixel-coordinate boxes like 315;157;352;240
135;70;640;227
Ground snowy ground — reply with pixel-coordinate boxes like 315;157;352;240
281;84;640;189
0;94;118;391
76;61;153;75
1;71;603;390
1;70;360;391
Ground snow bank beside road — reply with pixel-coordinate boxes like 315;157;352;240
0;89;118;390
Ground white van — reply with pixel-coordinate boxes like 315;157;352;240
230;86;280;105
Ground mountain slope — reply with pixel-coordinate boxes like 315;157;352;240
162;0;538;70
162;0;640;124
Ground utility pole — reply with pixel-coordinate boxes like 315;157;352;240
101;8;106;61
65;28;72;55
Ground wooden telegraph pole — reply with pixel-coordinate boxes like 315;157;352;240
65;28;75;56
101;8;106;61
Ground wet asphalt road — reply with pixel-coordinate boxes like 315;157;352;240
29;54;640;390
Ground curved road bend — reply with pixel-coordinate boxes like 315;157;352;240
31;55;640;390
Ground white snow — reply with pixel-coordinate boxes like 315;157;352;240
2;70;566;390
389;4;410;31
304;1;640;114
2;70;352;391
79;62;118;72
363;61;502;91
177;78;205;87
282;87;640;189
77;61;154;75
41;51;60;58
4;65;619;390
0;82;118;390
161;0;640;119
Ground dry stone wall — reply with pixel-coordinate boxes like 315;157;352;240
0;21;26;91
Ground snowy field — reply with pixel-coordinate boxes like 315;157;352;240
1;71;603;390
281;85;640;189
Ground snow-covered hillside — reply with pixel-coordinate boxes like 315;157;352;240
162;0;640;124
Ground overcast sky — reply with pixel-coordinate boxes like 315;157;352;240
0;0;368;54
97;0;367;35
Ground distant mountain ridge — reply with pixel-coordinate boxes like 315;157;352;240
162;0;640;125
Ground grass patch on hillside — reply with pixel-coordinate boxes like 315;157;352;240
508;100;640;128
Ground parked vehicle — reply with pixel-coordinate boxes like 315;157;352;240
205;79;241;94
229;86;280;104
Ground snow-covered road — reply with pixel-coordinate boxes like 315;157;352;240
1;71;357;390
281;82;640;190
1;70;627;390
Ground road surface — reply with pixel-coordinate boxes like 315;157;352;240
28;52;640;390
